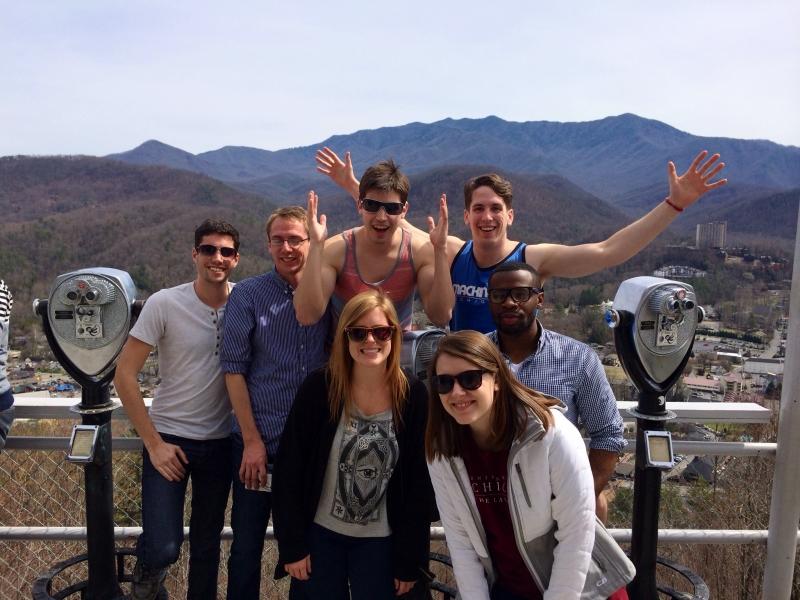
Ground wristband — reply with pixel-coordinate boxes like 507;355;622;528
664;197;683;213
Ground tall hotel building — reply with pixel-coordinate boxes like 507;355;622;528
696;221;727;249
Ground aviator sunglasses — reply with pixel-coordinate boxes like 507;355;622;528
487;287;543;304
196;244;238;258
432;369;486;394
360;198;406;216
345;325;395;342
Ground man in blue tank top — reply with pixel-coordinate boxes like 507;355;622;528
316;148;726;332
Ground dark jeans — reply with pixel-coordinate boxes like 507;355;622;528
137;433;231;599
227;433;273;600
290;523;395;600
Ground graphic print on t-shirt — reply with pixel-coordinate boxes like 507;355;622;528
330;413;398;525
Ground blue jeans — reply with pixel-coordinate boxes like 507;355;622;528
137;433;231;599
290;523;395;600
227;433;273;600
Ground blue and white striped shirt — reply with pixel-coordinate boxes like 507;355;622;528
220;271;330;454
488;326;625;453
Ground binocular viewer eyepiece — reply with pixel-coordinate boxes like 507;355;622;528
607;276;703;397
34;268;138;382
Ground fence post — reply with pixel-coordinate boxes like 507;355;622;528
763;204;800;599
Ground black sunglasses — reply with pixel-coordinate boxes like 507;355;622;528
487;287;542;304
360;198;405;216
345;325;395;342
196;244;238;258
432;369;486;394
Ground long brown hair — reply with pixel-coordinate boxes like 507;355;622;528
328;290;408;424
425;330;558;461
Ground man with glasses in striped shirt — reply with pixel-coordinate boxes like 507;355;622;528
487;262;625;523
220;206;330;600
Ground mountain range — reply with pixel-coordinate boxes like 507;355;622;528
107;113;800;221
1;113;798;316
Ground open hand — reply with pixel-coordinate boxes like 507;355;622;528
316;147;355;188
427;194;449;250
667;150;727;209
306;190;328;245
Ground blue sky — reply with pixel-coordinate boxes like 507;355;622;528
2;0;798;156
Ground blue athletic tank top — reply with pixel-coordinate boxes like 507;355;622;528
449;241;527;333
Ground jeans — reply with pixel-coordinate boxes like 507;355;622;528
227;433;273;600
290;523;395;600
137;433;231;599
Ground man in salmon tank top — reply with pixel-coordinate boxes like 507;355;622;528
293;159;454;330
315;147;727;333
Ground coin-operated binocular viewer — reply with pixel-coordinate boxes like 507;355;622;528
606;277;709;600
32;268;140;600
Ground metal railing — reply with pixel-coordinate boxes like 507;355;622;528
0;397;787;599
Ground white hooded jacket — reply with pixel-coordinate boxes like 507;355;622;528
428;408;634;600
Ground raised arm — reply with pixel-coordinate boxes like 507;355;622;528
416;194;455;327
292;191;339;325
316;147;464;251
527;150;727;280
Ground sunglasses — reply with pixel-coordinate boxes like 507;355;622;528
345;325;395;342
432;369;486;394
196;244;238;258
487;287;542;304
360;198;406;216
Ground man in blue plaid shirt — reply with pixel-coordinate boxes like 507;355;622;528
486;262;625;522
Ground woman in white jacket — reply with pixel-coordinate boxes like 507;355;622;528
425;331;633;600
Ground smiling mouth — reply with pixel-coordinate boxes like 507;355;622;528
450;400;475;411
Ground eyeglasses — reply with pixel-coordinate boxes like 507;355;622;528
268;237;309;248
345;326;395;342
432;369;486;394
487;287;542;304
360;198;406;216
196;244;238;258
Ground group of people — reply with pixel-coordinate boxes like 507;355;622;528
110;147;726;599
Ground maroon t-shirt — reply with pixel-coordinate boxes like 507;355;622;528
461;435;543;600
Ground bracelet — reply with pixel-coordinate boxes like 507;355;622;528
664;197;683;213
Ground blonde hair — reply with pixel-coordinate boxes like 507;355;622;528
425;330;558;461
328;290;408;425
265;206;308;238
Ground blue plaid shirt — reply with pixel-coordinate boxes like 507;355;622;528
220;271;329;455
488;325;625;453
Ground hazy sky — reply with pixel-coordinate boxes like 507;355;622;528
2;1;799;156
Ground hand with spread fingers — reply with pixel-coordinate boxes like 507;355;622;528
315;147;359;202
667;150;727;209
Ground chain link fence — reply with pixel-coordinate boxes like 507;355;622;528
0;426;455;599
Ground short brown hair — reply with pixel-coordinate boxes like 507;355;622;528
194;219;240;251
265;206;308;238
463;173;513;210
359;159;410;204
425;330;557;461
328;290;408;426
